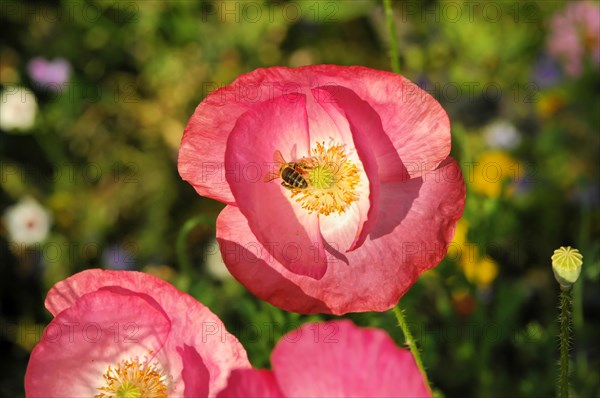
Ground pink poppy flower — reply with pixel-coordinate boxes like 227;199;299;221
547;1;600;77
25;269;250;397
218;320;431;397
179;65;465;314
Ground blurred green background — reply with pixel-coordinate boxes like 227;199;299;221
1;0;599;396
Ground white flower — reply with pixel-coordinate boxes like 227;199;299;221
0;86;38;131
483;120;522;150
204;238;232;281
3;197;52;246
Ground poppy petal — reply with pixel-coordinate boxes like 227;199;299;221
224;94;327;279
271;320;431;397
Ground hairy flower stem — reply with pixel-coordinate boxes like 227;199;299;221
383;0;401;74
176;214;215;278
558;288;571;398
392;305;432;394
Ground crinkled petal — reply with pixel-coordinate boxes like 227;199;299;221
178;68;313;204
178;84;257;204
25;288;171;397
218;369;284;398
225;94;327;279
272;320;431;397
302;65;450;177
44;269;250;396
217;158;465;314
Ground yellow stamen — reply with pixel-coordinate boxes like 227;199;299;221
290;142;360;216
95;358;170;398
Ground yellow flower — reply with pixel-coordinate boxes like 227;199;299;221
447;219;469;261
459;245;499;288
451;219;469;246
471;151;523;198
536;92;565;119
473;256;499;287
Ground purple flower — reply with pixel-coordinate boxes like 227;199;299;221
27;57;71;90
101;245;136;270
572;182;599;208
532;54;562;88
416;74;431;90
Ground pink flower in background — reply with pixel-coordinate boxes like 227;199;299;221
27;57;71;89
179;65;465;315
25;269;249;397
547;1;600;77
218;320;431;398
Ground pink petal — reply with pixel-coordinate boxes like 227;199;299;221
302;65;451;178
312;85;407;182
317;207;361;257
178;68;311;204
225;94;327;279
44;270;250;396
217;205;330;313
301;90;370;254
217;158;465;314
218;369;284;398
272;320;431;397
25;288;171;397
178;91;251;205
177;344;210;398
311;86;383;251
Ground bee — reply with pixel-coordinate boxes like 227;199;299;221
264;150;311;190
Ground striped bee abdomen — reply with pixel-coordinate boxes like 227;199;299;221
281;165;308;189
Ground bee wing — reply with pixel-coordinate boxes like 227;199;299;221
273;149;287;164
263;169;280;182
263;150;287;182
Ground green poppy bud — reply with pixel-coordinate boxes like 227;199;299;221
551;246;583;290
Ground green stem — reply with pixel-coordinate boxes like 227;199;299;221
383;0;401;74
392;304;431;393
558;288;571;398
176;214;215;277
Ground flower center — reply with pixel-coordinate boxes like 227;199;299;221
308;165;337;190
116;382;141;398
289;142;360;216
95;358;170;398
